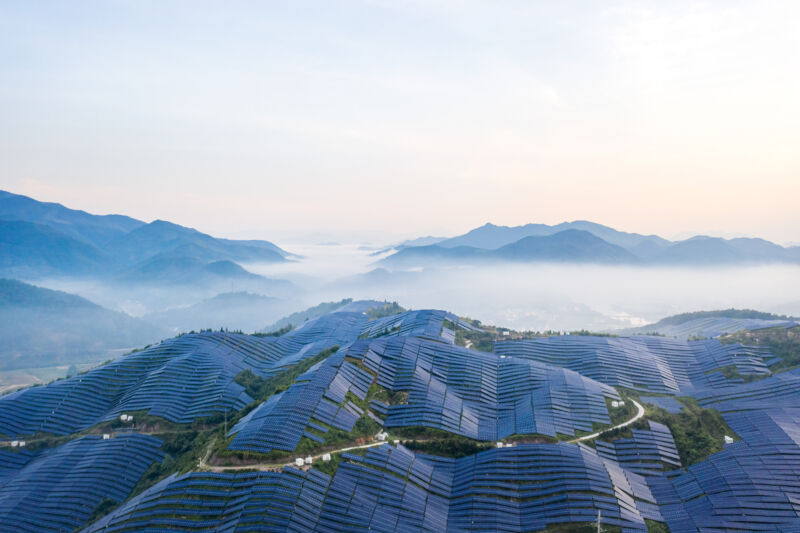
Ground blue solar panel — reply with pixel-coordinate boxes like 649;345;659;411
640;396;684;414
495;335;773;394
85;443;661;532
0;434;163;533
1;302;797;532
634;316;799;339
346;337;619;440
596;421;681;476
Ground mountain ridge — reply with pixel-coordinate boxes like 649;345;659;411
0;190;292;282
381;222;799;268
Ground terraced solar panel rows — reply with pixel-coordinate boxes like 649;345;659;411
595;421;681;476
227;350;374;453
0;308;452;439
647;408;800;532
347;337;619;440
495;335;774;394
360;309;474;341
636;316;799;339
0;434;163;533
2;302;797;532
693;367;800;413
84;468;332;532
85;443;662;532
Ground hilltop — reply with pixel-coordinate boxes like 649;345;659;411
2;299;798;531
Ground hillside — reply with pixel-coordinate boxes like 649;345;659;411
2;301;797;532
105;219;289;266
0;191;292;280
0;190;143;246
620;309;799;339
0;279;166;371
0;220;109;277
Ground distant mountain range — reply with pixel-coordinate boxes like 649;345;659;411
380;221;800;268
0;190;293;284
0;279;166;371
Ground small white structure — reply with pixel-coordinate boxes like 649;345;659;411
496;442;504;448
120;414;128;421
393;440;400;445
102;434;111;440
724;435;734;444
611;400;625;408
18;441;26;447
10;441;19;448
376;431;388;441
322;453;332;462
505;443;514;448
502;331;510;336
295;457;305;467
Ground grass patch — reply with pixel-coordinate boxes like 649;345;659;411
721;326;800;373
366;301;406;319
541;522;622;533
643;397;737;466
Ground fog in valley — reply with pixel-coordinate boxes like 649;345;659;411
246;244;800;332
5;240;799;393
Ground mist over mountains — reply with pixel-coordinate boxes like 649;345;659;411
0;278;166;371
3;189;800;391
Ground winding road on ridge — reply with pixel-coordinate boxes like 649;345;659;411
196;400;646;472
197;440;388;472
568;399;645;444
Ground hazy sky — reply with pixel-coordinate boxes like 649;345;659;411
1;1;798;244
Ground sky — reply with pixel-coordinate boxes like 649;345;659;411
1;1;798;245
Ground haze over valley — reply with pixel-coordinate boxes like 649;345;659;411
2;189;799;391
2;3;800;530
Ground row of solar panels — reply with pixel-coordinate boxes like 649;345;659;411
495;335;775;394
4;400;800;532
631;316;799;339
0;434;163;533
0;308;464;439
82;442;660;532
227;336;621;451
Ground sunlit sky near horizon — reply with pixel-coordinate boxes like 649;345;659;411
1;1;798;245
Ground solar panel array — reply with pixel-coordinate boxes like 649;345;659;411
633;316;799;339
360;309;480;341
3;302;799;531
0;434;163;533
495;335;774;394
347;337;619;440
227;350;374;454
0;312;396;438
596;421;681;476
85;442;663;532
694;367;800;414
639;396;684;414
84;468;332;532
648;408;800;532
